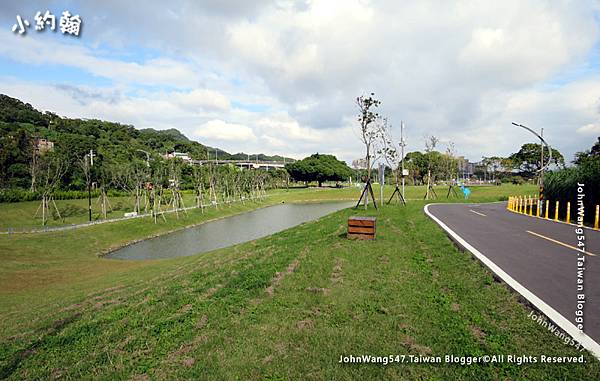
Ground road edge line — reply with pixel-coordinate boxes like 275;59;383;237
424;203;600;359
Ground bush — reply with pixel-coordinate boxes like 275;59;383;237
510;175;525;185
544;158;600;225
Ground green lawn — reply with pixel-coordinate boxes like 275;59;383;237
4;183;594;380
0;183;535;230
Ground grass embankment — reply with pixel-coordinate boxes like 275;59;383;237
4;184;593;379
0;183;526;229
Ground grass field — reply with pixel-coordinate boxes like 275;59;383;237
0;183;533;230
4;183;597;380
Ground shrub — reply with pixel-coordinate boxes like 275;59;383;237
544;158;600;225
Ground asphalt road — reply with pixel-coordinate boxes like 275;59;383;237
426;202;600;346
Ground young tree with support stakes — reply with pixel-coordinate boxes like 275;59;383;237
443;142;460;198
423;135;440;200
355;93;383;210
378;118;406;205
34;152;68;225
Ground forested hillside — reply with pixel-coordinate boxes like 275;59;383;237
0;94;290;192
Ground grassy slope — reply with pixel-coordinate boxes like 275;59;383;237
4;184;596;380
0;193;200;229
0;183;531;229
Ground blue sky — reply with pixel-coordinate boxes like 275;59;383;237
1;1;600;164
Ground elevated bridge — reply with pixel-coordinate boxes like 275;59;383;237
192;159;288;170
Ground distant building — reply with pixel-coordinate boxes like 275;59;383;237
456;156;474;178
35;138;54;153
163;151;191;163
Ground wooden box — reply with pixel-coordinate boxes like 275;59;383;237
347;216;376;240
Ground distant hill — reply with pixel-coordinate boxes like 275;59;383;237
0;94;293;189
0;94;295;159
139;128;190;143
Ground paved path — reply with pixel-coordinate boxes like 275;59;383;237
425;202;600;356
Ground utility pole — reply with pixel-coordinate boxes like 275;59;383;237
86;149;96;222
379;162;384;205
400;121;406;200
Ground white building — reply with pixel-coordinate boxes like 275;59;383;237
163;151;191;163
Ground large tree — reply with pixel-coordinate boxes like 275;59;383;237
285;153;352;187
509;143;564;176
574;137;600;165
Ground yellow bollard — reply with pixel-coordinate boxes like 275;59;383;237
555;201;559;221
595;205;599;230
566;202;571;224
545;200;549;219
520;197;524;214
537;199;541;217
529;197;533;216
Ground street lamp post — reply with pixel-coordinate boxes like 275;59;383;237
399;121;406;201
85;149;96;222
511;122;552;200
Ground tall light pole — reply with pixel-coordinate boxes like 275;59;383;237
399;121;406;201
511;122;552;200
136;149;151;167
85;149;96;222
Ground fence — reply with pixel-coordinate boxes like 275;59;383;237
507;195;599;230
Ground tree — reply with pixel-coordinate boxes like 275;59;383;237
285;153;352;187
574;137;600;165
356;93;383;208
509;143;564;177
544;138;600;225
404;151;427;184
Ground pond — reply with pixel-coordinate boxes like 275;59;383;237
105;201;354;260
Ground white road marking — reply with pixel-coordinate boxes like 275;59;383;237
469;209;487;217
424;203;600;360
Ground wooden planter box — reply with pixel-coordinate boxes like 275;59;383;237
347;216;376;240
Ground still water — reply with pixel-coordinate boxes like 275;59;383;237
105;202;353;260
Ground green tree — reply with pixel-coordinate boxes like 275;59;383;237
285;153;352;187
509;143;564;177
574;137;600;165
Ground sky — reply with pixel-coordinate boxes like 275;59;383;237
1;1;600;164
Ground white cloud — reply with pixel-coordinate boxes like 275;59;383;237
194;119;256;141
577;123;600;135
174;89;230;111
1;0;600;163
0;33;200;88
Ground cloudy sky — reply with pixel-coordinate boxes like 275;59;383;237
1;1;600;163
